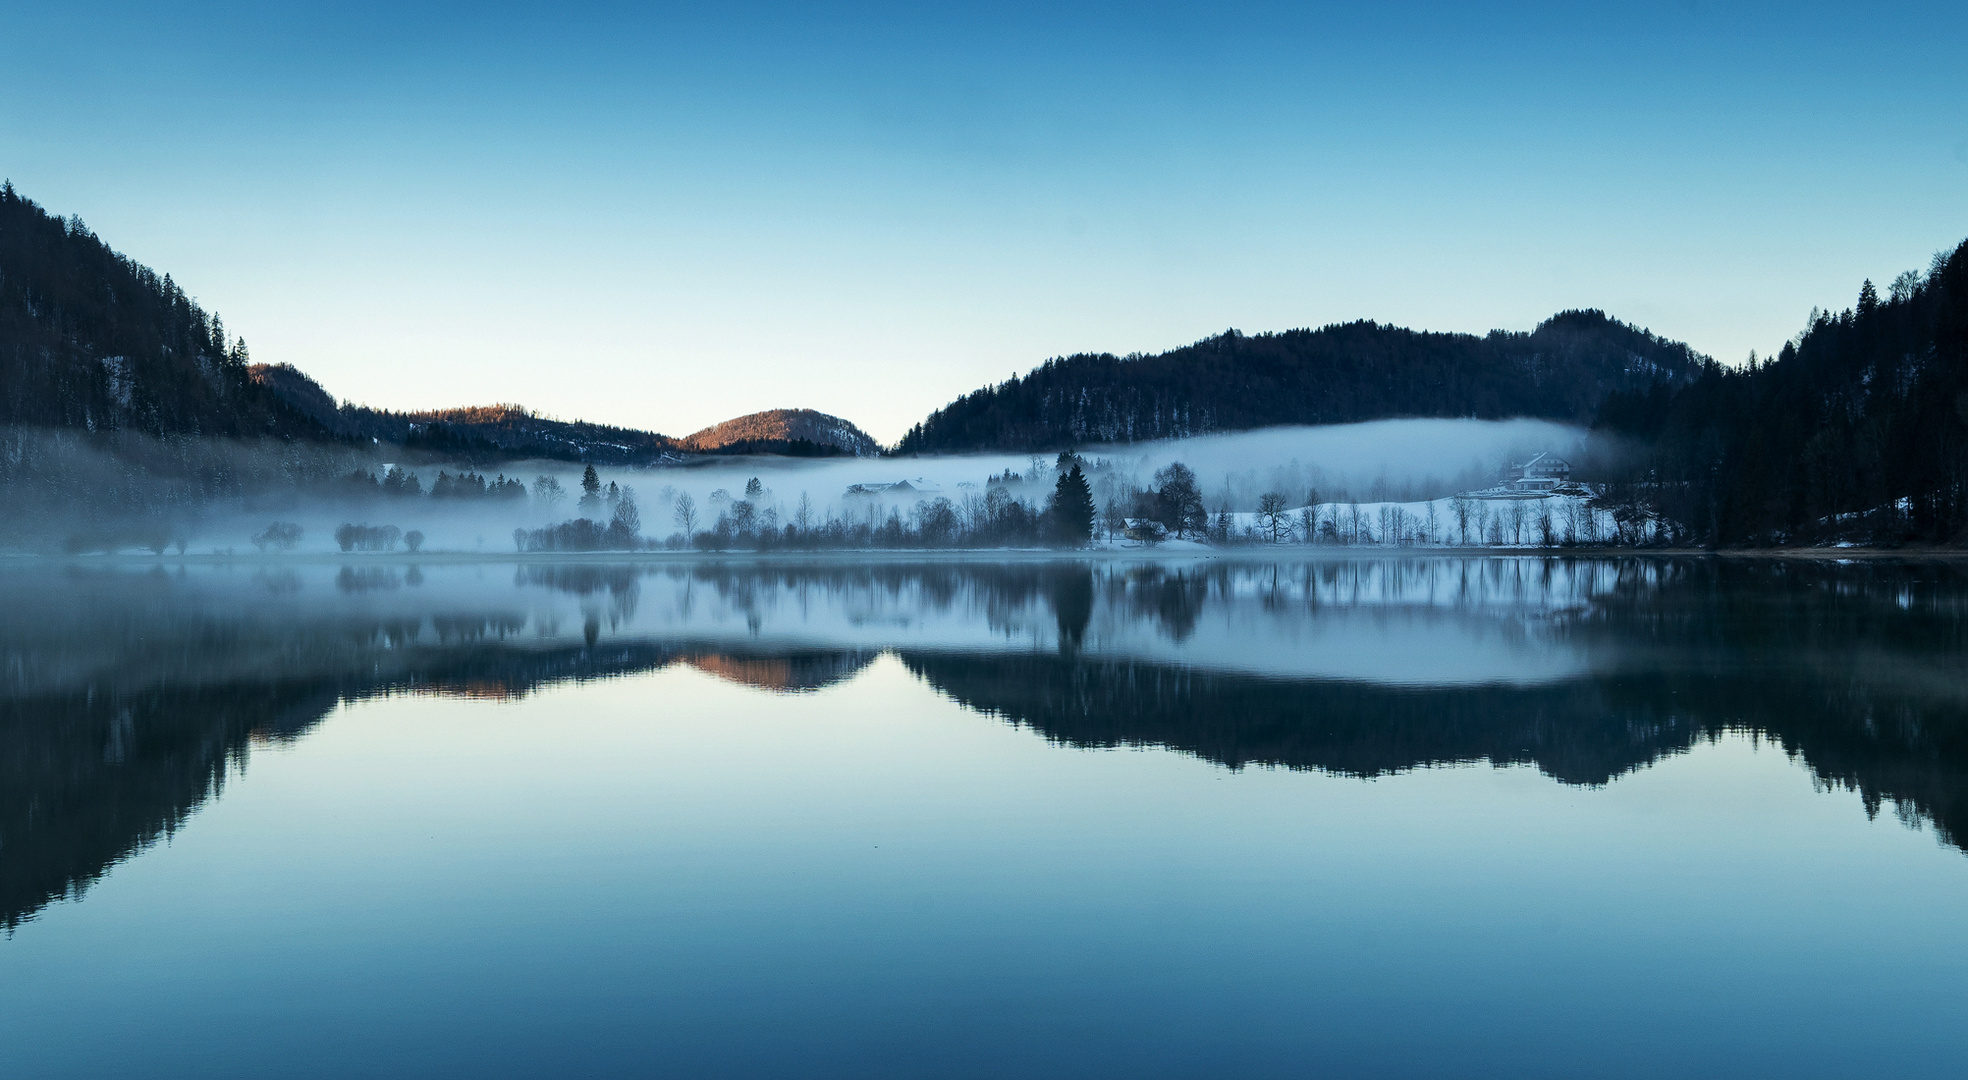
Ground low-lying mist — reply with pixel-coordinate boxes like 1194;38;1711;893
0;418;1590;554
567;417;1587;540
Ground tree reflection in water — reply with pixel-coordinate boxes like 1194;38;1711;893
4;556;1967;930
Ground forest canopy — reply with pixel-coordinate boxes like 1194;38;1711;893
894;311;1708;454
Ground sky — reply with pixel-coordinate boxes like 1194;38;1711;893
2;1;1964;445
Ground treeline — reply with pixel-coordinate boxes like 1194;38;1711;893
515;469;644;550
642;461;1094;551
895;310;1706;454
1598;238;1968;545
1080;458;1650;548
335;523;410;552
706;438;847;457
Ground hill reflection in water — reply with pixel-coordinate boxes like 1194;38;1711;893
4;555;1967;930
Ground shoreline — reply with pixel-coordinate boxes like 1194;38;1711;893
5;545;1965;566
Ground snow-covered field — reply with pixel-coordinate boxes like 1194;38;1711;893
1167;491;1664;548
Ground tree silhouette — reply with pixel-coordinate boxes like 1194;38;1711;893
1256;493;1290;543
1153;463;1206;538
673;492;698;540
579;465;603;515
1049;464;1095;546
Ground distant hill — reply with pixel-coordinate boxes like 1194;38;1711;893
894;311;1707;454
248;364;686;465
683;408;880;457
0;183;324;438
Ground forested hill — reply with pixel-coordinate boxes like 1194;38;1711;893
1597;238;1968;546
894;312;1706;454
683;408;880;457
342;403;685;465
249;364;685;465
0;183;323;438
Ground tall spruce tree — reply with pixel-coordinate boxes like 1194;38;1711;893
1049;464;1096;546
578;464;603;516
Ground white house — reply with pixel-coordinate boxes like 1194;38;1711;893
1509;452;1572;491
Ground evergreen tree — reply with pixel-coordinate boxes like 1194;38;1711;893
578;465;603;515
1049;464;1096;546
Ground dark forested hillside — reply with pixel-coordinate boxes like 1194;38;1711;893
0;184;322;438
247;364;685;465
4;184;723;467
354;404;685;466
1599;239;1968;545
894;311;1706;454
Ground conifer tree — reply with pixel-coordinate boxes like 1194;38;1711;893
579;464;603;516
1049;464;1095;546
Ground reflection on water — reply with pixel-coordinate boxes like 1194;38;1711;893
4;556;1968;932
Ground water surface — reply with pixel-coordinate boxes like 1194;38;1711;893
3;555;1967;1077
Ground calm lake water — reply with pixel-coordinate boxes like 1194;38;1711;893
4;555;1968;1078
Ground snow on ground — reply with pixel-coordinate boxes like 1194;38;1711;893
1197;491;1664;548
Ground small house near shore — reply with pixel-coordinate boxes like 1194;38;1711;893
1509;453;1572;492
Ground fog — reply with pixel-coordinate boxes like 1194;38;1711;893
0;418;1588;554
562;417;1584;544
598;415;1575;509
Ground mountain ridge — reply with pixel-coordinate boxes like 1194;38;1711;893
894;310;1708;454
249;364;879;463
248;363;688;465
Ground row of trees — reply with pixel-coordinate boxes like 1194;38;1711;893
1190;495;1648;547
497;458;1645;553
671;462;1095;551
514;482;643;551
431;470;526;500
333;524;425;552
340;466;532;501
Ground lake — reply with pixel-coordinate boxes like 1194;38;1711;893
3;554;1967;1078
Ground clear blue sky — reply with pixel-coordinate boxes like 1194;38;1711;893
3;1;1963;443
